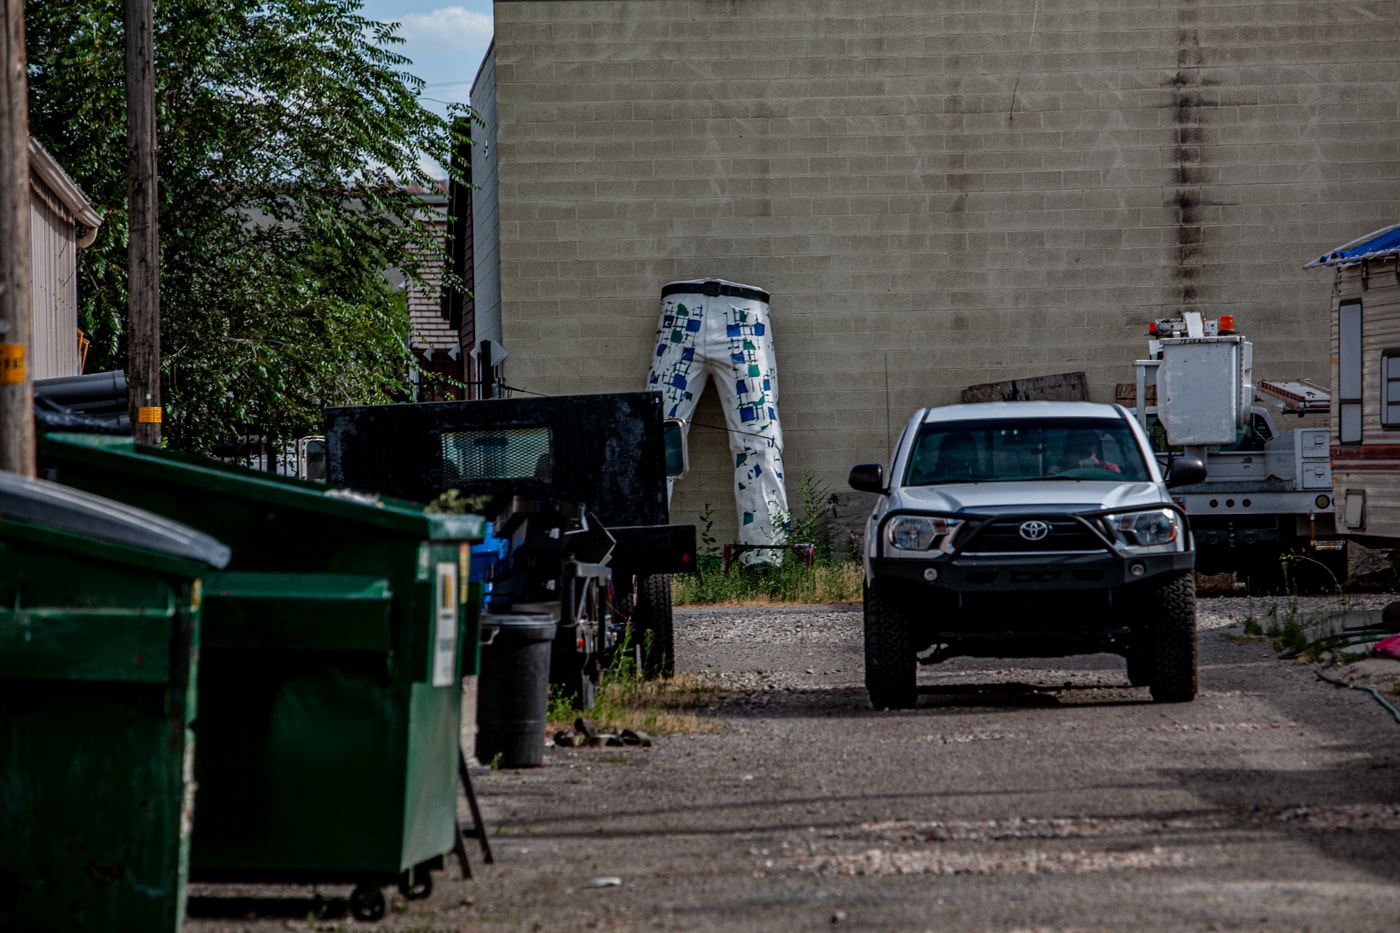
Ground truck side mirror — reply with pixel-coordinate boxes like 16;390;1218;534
849;462;885;493
1164;455;1207;489
663;419;689;480
297;435;327;482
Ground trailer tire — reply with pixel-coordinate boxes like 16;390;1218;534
628;573;675;680
864;581;917;710
1147;572;1197;704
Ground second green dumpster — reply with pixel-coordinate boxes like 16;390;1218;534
41;432;485;920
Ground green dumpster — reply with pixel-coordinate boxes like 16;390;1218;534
40;433;486;920
0;470;230;932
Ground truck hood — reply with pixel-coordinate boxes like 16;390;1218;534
892;480;1169;515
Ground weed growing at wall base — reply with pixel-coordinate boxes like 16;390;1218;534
673;560;862;605
674;471;863;605
670;544;865;605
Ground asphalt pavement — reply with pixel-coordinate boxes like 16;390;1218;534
185;594;1400;932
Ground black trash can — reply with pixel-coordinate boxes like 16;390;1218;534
476;613;556;768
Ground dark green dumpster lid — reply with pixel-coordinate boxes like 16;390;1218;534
0;470;231;568
42;433;485;542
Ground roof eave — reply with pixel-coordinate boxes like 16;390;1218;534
28;137;103;230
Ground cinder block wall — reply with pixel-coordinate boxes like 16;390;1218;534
488;0;1400;551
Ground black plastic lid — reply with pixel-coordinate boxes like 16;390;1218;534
0;470;231;568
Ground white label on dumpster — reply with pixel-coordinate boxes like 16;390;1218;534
433;561;459;686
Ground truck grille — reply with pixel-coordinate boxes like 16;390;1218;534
963;517;1106;554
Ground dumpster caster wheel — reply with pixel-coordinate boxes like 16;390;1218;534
349;883;386;922
398;869;433;901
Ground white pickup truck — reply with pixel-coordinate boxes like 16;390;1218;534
849;400;1207;710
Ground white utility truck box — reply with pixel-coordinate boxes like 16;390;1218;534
1155;336;1252;447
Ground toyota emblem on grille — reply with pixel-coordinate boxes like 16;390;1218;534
1018;520;1051;541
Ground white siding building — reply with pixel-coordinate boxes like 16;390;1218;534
29;138;101;380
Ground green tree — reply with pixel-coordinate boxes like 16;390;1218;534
26;0;467;454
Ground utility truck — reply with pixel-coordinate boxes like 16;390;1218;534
1129;312;1344;588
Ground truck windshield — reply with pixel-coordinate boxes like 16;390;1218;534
904;420;1151;485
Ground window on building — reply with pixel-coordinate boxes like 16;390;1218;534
1339;299;1363;444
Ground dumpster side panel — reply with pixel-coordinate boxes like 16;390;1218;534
0;680;196;932
190;650;405;874
0;545;199;933
400;683;461;867
395;549;465;867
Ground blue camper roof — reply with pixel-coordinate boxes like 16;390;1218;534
1306;223;1400;269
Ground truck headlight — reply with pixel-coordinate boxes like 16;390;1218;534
1105;508;1182;550
887;516;960;551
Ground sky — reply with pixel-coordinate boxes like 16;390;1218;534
357;0;496;122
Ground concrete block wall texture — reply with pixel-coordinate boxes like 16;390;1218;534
486;0;1400;551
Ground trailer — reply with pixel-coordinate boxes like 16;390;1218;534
318;391;696;704
1129;312;1345;588
1306;223;1400;550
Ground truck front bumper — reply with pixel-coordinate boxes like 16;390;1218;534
870;549;1195;593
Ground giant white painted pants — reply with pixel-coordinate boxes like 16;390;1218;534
646;279;789;559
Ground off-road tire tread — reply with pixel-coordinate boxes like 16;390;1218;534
630;573;675;679
864;581;917;709
1149;572;1197;703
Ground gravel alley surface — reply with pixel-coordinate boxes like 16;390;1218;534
186;592;1400;932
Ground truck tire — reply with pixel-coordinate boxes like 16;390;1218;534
864;581;917;710
629;573;675;680
1147;572;1197;703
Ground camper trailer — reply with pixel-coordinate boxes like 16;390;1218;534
1306;224;1400;546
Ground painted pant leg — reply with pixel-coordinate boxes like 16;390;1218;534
701;294;788;555
646;289;790;556
646;293;712;501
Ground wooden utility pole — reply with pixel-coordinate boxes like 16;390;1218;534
0;0;33;476
125;0;160;444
